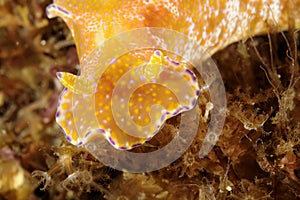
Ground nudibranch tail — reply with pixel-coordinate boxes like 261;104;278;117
46;3;71;19
48;0;300;65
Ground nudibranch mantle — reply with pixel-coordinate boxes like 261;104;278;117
47;0;300;150
56;48;199;149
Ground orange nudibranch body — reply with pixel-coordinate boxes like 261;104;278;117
47;0;300;150
47;0;300;63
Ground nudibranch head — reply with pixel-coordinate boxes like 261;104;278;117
56;49;199;150
47;0;202;150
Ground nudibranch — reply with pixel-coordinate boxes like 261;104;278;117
47;0;300;150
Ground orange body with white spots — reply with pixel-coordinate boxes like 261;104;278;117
47;0;300;149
